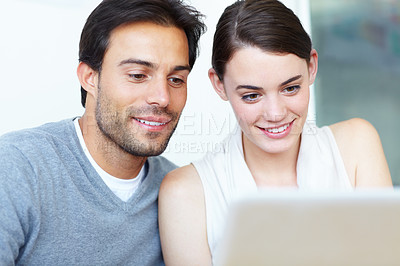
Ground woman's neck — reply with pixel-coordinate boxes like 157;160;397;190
242;133;301;187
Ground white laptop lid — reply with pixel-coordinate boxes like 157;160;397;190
216;190;400;266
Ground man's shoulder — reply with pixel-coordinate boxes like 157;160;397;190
0;118;75;148
0;118;78;165
147;156;178;175
138;156;178;195
0;120;76;187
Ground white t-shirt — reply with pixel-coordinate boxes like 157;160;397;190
74;118;144;202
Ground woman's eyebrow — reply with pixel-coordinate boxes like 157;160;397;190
236;75;303;91
280;75;302;87
236;85;263;91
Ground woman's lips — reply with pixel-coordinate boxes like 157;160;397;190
258;120;295;139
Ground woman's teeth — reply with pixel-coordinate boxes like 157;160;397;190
266;123;289;133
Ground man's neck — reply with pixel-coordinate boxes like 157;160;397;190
78;115;146;180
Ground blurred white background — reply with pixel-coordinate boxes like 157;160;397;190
0;0;311;166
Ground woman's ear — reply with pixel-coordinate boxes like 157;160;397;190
308;49;318;85
77;62;98;97
208;68;228;101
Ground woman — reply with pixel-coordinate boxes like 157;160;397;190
159;0;393;265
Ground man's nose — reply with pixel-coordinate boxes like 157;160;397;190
146;79;170;108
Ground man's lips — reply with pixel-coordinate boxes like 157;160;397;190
134;118;167;126
132;116;172;127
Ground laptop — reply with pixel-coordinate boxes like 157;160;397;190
216;189;400;266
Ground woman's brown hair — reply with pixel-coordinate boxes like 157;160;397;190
212;0;312;80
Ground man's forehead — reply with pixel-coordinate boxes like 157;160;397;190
109;21;186;44
103;22;190;70
108;21;187;50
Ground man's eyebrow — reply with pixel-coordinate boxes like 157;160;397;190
173;65;191;72
280;75;302;87
236;85;263;91
118;59;190;72
118;59;157;69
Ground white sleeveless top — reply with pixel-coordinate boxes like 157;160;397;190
192;121;353;262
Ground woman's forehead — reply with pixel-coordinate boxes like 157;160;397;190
224;47;308;85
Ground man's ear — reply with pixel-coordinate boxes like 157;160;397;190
77;62;98;97
208;68;228;101
308;49;318;86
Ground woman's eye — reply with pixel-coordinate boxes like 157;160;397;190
168;77;185;87
242;93;260;102
283;85;300;94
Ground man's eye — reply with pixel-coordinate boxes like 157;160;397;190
129;74;147;81
242;93;260;102
168;77;185;87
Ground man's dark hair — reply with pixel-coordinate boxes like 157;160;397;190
79;0;206;107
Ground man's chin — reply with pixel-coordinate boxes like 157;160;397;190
118;121;178;157
126;147;166;157
122;138;171;157
135;124;178;156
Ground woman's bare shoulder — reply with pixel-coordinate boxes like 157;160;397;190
160;164;203;199
329;118;378;140
328;118;381;168
328;118;384;160
166;164;200;179
329;118;392;187
159;164;211;264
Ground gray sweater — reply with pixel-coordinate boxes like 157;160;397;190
0;118;176;265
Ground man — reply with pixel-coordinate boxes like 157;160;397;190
0;0;205;265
